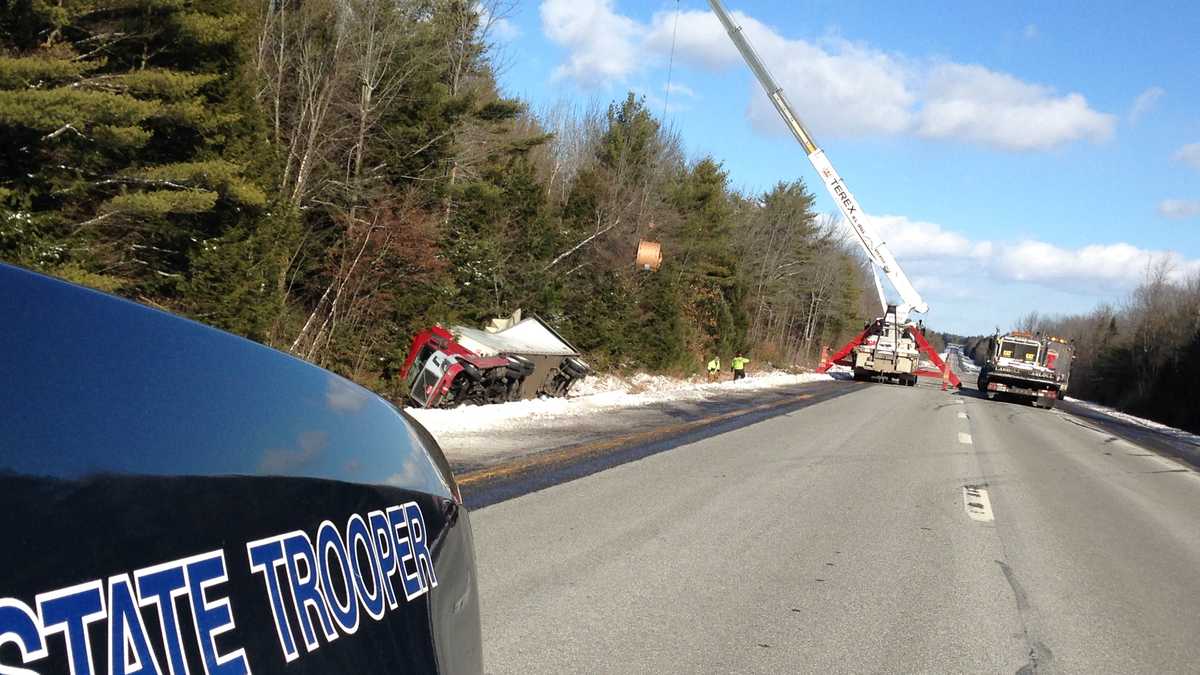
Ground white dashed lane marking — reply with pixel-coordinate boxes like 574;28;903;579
963;485;994;522
958;432;973;445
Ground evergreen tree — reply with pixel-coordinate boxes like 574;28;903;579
669;157;743;359
0;0;272;309
1;3;874;399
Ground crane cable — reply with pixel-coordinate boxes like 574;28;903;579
634;0;681;263
660;0;681;121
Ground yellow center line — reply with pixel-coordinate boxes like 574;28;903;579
456;392;815;488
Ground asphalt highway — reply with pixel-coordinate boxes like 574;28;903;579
469;373;1200;673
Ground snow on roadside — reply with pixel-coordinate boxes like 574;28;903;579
406;371;831;436
1064;397;1200;447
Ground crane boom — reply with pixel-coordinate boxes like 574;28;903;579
871;263;888;313
707;0;928;317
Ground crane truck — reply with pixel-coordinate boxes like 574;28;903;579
707;0;957;387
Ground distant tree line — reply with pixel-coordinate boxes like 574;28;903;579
946;266;1200;433
0;0;866;401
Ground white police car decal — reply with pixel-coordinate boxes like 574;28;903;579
0;501;436;674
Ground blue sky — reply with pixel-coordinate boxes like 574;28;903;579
485;1;1200;335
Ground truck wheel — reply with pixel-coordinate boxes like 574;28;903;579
506;354;535;375
447;373;480;407
562;357;590;377
460;362;482;381
506;376;525;401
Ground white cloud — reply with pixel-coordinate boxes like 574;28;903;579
477;3;521;42
540;0;642;87
915;64;1115;150
1173;142;1200;170
1158;199;1200;219
1129;86;1165;123
542;3;1115;151
863;215;989;260
664;82;696;98
645;9;741;70
646;9;915;138
744;35;916;138
991;240;1199;286
490;17;521;42
845;213;1200;299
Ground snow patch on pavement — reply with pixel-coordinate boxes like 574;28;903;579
407;371;831;436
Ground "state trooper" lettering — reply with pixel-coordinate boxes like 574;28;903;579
0;502;435;674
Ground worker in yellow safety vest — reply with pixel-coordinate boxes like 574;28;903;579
731;353;750;380
706;356;721;382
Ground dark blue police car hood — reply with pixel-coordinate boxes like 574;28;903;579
0;263;482;674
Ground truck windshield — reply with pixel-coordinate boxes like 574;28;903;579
407;346;434;388
999;341;1039;362
407;346;439;405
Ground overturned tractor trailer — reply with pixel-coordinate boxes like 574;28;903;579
401;314;590;409
977;332;1074;408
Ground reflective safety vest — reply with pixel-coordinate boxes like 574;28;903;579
707;358;720;371
731;356;750;370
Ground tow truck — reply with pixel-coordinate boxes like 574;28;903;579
401;312;590;409
708;0;957;387
977;332;1075;408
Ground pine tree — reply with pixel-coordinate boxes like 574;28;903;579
669;157;744;359
0;0;272;304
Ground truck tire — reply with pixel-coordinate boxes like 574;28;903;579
505;376;525;402
446;372;479;407
460;361;482;381
505;354;534;377
561;357;590;377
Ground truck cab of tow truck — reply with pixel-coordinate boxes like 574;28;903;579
993;334;1043;370
978;331;1066;408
